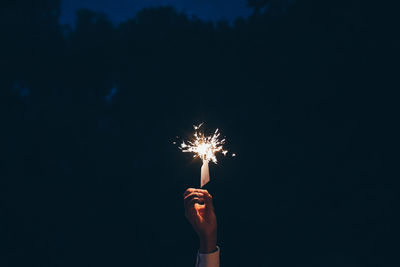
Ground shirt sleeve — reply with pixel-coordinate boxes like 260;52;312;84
195;246;220;267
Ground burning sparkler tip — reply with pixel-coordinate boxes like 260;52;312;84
177;122;234;187
178;123;228;164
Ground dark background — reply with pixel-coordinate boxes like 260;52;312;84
1;0;398;266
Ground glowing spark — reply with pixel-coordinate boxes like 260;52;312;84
177;123;233;187
193;122;204;130
179;123;228;164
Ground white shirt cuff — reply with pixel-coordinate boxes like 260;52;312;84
195;246;220;267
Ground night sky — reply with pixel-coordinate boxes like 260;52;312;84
60;0;253;25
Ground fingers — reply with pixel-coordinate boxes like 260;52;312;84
183;188;198;198
185;195;204;211
184;192;205;209
183;188;214;210
183;188;212;199
184;193;204;219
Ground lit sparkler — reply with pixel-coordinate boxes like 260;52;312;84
179;123;229;187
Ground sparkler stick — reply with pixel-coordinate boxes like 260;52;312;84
179;123;229;188
200;160;210;188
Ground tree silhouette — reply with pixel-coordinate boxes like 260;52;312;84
247;0;269;13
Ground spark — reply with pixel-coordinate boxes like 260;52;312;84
179;123;228;164
193;123;204;130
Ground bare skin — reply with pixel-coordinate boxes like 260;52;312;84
183;188;218;254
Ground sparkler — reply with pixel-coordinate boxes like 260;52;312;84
178;123;229;187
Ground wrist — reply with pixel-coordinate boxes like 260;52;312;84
199;233;217;254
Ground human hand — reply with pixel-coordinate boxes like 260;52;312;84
183;188;217;253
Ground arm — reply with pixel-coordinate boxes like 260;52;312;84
183;188;220;267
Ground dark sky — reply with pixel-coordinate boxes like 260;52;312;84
60;0;253;25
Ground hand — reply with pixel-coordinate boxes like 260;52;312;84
183;188;217;253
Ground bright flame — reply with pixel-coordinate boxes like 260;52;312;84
179;123;227;164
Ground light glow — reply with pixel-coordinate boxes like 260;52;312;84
177;123;234;187
179;123;227;164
